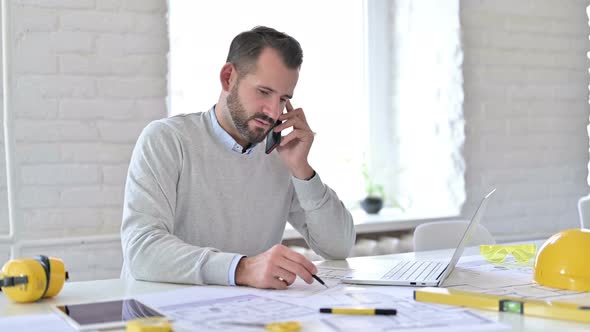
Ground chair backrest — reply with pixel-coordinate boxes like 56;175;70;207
413;219;496;252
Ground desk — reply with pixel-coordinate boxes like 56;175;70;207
1;245;589;331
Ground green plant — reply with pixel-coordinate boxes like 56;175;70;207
362;164;385;199
361;163;405;212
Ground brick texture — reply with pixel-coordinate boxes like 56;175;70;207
461;0;590;240
0;0;167;281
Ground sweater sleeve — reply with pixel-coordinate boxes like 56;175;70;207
287;173;356;259
121;121;239;285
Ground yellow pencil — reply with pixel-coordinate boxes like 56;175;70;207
319;308;397;316
414;287;590;323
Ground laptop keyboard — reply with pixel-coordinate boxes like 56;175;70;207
382;261;443;281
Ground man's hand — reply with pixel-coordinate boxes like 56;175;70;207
274;101;315;180
235;244;318;289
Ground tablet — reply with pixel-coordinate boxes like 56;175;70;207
52;299;167;331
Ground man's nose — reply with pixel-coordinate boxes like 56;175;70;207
263;99;283;120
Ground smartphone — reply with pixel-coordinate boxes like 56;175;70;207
265;119;282;154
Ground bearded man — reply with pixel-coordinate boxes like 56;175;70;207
120;26;355;289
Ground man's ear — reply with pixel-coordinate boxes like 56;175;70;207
220;63;236;92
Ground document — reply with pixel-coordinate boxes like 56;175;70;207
444;256;588;301
137;279;506;332
316;266;354;280
256;266;353;298
0;314;75;332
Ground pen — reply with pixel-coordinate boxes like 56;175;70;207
312;274;328;288
319;308;397;316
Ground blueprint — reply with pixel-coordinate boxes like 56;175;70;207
137;277;506;332
444;256;588;301
158;294;315;331
134;254;590;331
0;314;76;332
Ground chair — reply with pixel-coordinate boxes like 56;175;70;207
413;220;495;252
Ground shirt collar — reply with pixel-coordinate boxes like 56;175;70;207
209;105;257;155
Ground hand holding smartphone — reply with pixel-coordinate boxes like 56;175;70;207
265;119;282;154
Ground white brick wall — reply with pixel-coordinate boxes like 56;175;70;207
461;0;590;240
0;0;167;281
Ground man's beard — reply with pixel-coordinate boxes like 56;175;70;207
226;82;275;144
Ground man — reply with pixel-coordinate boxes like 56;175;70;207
121;26;355;289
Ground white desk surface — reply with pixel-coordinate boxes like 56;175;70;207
1;245;589;331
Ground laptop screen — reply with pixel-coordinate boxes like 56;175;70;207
438;188;496;283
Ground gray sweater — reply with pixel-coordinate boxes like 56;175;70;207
120;110;355;285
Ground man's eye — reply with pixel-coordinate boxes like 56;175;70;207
280;99;287;104
259;89;269;95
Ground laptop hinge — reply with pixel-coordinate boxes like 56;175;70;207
435;266;448;281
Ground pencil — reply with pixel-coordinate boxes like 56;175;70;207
319;308;397;315
312;274;328;288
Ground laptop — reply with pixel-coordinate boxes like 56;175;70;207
342;189;496;287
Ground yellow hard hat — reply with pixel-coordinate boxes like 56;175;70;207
533;228;590;291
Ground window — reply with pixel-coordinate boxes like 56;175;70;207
389;0;464;216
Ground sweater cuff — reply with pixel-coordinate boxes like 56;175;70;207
201;252;243;286
228;255;245;286
291;172;326;210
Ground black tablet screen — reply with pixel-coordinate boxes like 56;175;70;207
56;299;162;326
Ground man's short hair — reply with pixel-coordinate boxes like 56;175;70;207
226;26;303;76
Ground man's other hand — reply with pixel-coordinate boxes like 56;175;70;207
235;244;318;289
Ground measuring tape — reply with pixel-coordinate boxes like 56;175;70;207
126;317;172;332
